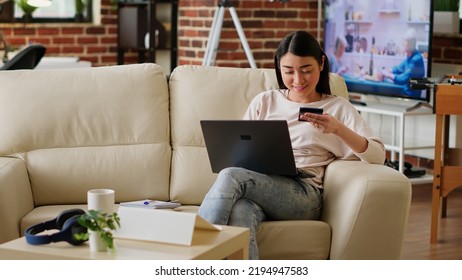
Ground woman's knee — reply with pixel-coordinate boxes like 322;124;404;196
218;167;248;179
215;167;249;186
228;199;265;228
205;167;249;198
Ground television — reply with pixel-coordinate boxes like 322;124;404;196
323;0;433;105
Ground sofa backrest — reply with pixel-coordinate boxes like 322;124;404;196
0;63;348;207
0;64;171;206
168;65;348;205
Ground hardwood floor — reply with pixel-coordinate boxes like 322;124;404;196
400;183;462;259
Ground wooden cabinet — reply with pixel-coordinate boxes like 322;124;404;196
431;81;462;244
117;0;178;73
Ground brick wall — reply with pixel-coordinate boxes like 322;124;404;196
0;0;117;67
432;33;462;65
177;0;462;68
0;0;461;68
177;0;318;68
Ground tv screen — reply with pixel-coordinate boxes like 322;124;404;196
324;0;433;103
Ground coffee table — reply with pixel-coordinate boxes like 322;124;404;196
0;225;249;260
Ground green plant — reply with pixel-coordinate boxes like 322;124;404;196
434;0;459;11
109;0;118;9
75;0;87;14
74;210;121;250
14;0;38;16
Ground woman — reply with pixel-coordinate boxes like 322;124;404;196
198;30;385;260
377;28;425;98
328;36;349;75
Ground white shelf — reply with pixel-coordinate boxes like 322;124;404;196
409;174;433;185
407;21;430;25
354;101;434;174
378;9;400;14
345;20;373;24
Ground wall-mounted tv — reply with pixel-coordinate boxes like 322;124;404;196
324;0;433;103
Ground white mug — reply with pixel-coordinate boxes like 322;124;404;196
87;189;115;213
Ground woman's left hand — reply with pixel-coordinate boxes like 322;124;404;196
300;112;369;154
300;112;341;134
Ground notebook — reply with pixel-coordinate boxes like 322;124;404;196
200;120;301;176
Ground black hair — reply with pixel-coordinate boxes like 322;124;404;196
274;31;331;95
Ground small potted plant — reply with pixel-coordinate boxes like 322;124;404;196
74;209;120;252
75;0;87;22
434;0;460;33
435;0;459;11
110;0;118;9
15;0;38;23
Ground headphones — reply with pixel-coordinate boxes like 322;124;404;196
25;209;88;246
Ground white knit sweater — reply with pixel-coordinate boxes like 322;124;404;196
243;89;385;186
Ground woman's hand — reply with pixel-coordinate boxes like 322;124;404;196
299;112;340;134
300;112;368;153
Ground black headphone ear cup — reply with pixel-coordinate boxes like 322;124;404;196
56;209;85;230
62;215;88;246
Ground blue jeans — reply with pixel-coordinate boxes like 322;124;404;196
197;167;323;260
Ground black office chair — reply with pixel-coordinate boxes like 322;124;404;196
0;44;46;70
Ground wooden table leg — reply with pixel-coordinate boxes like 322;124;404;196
430;114;444;244
227;246;249;260
441;197;448;218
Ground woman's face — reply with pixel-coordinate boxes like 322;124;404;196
279;52;323;102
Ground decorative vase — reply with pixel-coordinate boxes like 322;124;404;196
86;189;115;252
75;13;84;22
89;230;108;252
22;14;33;23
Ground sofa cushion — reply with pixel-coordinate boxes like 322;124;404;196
20;204;331;260
257;220;331;260
0;64;171;205
168;65;280;205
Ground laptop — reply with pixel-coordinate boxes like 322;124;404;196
200;120;300;176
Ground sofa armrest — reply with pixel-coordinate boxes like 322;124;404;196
0;157;34;244
322;160;411;260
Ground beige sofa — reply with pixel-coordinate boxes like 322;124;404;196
0;63;411;259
